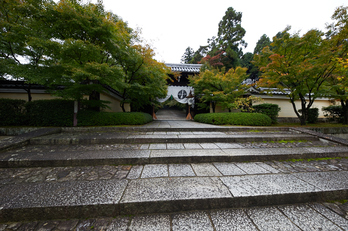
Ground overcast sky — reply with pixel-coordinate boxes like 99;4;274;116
98;0;347;63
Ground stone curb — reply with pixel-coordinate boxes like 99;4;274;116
0;171;347;222
292;127;348;146
0;128;61;152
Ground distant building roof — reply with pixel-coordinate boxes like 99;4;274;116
165;63;202;73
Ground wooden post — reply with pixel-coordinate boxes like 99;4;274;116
152;105;157;120
186;105;193;120
73;101;78;127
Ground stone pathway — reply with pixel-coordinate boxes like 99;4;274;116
0;109;348;229
1;159;347;185
1;202;347;230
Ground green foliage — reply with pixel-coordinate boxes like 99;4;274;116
26;99;74;126
254;27;335;125
298;108;319;124
322;105;343;122
77;111;152;126
194;112;272;126
1;0;168;112
189;67;249;112
254;34;271;55
181;47;195;64
252;103;280;124
0;99;27;126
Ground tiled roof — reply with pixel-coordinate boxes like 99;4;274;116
165;63;202;73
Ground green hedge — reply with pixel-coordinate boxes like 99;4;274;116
77;110;153;126
298;108;319;124
322;105;343;122
194;112;272;126
26;99;74;126
0;98;27;126
0;99;152;126
252;103;280;124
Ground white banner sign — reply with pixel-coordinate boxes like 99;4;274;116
157;86;194;104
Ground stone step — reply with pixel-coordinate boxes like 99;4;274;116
1;145;348;167
2;202;347;230
29;132;318;145
61;126;291;133
1;168;347;222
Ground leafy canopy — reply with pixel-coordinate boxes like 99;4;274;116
189;66;249;111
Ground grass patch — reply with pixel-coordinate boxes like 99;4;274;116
326;199;348;204
262;140;306;144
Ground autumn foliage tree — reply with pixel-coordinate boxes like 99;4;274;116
326;6;348;124
254;27;337;125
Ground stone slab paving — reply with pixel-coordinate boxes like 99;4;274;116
29;132;318;145
0;202;347;230
2;146;347;168
1;159;348;222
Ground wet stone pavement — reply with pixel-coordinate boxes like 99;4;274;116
1;158;347;185
0;202;347;230
5;139;342;154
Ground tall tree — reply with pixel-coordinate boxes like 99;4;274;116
254;34;271;54
254;27;336;125
190;45;209;64
181;47;195;64
240;52;258;82
215;7;247;70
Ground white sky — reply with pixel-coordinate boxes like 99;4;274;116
99;0;347;63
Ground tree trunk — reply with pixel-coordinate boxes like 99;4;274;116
25;83;32;102
121;101;125;112
89;91;100;111
342;100;348;125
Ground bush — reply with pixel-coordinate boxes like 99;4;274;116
298;108;319;124
26;99;74;126
0;98;27;126
77;110;153;126
194;112;272;126
322;105;343;122
252;103;280;124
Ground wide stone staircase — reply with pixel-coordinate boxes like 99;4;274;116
1;116;348;230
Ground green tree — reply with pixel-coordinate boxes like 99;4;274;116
254;27;336;125
215;7;247;70
326;6;348;124
117;44;169;112
181;47;195;64
0;0;60;101
240;52;258;82
41;0;128;111
254;34;271;54
189;66;249;112
190;45;209;64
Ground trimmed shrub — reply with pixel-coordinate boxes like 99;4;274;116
77;110;153;126
194;112;272;126
322;105;343;122
252;103;280;124
0;98;27;126
26;99;74;126
298;108;319;124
